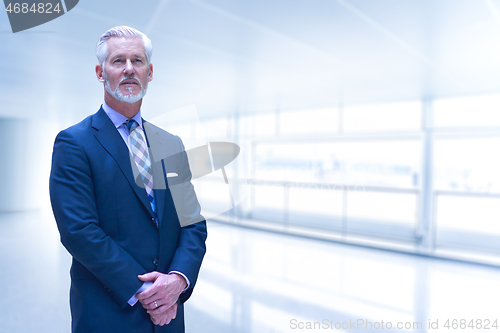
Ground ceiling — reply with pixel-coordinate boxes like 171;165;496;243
1;0;500;123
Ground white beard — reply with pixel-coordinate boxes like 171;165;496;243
103;71;148;104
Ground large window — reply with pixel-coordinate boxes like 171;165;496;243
184;94;500;262
433;94;500;255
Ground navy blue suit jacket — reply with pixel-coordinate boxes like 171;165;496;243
49;107;207;333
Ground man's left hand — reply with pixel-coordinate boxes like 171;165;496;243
136;272;187;325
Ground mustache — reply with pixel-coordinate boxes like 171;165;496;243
119;76;143;88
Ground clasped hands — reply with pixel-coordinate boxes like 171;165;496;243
135;272;187;326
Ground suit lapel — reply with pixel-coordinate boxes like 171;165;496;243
92;108;154;219
143;121;182;248
143;121;166;227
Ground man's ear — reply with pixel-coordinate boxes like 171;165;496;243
148;63;153;82
96;64;105;83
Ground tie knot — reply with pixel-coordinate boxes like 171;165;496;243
126;119;138;132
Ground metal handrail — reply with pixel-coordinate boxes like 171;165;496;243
245;179;419;194
434;190;500;198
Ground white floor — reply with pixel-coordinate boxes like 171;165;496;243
1;210;499;332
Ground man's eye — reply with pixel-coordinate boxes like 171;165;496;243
114;59;122;63
135;59;142;63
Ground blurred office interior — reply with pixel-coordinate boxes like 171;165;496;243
1;0;500;332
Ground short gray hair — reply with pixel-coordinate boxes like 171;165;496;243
96;26;153;65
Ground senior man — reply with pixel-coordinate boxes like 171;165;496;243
49;26;207;333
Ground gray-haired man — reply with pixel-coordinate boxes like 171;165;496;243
50;26;207;333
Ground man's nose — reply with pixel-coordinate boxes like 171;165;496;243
123;59;134;75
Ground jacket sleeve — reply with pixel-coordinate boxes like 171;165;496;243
49;130;147;308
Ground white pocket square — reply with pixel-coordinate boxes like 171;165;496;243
166;172;178;178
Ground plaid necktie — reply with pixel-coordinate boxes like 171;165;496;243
127;119;158;226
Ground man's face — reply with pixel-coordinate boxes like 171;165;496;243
97;37;153;104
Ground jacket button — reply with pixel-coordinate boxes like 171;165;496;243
153;258;159;266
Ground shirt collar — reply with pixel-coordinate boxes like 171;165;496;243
102;101;143;129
